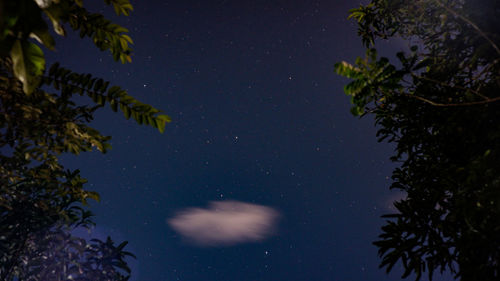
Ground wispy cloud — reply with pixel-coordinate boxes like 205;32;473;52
168;200;280;246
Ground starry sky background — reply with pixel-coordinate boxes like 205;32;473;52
44;1;427;280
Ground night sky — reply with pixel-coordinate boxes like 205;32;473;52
45;1;422;280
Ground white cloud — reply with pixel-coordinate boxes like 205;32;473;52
167;200;280;246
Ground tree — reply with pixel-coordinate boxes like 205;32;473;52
0;0;170;280
335;0;500;280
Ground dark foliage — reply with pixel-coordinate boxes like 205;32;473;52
336;1;500;280
0;0;168;280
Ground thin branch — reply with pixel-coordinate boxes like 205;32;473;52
411;73;489;100
1;232;29;281
472;58;500;81
6;179;29;189
404;93;500;107
435;0;500;56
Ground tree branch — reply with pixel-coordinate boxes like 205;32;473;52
404;93;500;107
411;73;489;100
435;0;500;56
472;58;500;82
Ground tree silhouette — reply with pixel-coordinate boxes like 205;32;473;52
336;1;500;280
0;0;169;280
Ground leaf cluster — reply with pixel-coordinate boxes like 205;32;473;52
1;0;169;280
337;1;500;280
44;62;171;133
0;0;134;94
0;167;135;281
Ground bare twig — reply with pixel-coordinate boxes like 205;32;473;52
412;73;489;100
404;93;500;107
472;58;500;81
435;0;500;56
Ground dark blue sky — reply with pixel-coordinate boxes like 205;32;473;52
48;1;427;280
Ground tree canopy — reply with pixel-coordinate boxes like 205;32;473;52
336;0;500;280
0;0;170;280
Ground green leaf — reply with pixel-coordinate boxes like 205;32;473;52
94;79;104;92
344;79;367;96
107;85;121;96
110;100;118;112
156;114;172;123
0;14;18;40
157;119;166;133
122;34;134;44
350;106;364;116
123;105;131;119
86;191;100;202
49;62;60;76
30;24;56;50
43;5;67;36
334;61;362;79
10;40;45;94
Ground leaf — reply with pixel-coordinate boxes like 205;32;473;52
43;5;67;36
412;58;432;71
122;34;133;44
107;85;121;96
94;79;104;92
110;100;118;112
157;120;166;133
10;40;45;94
49;62;60;76
117;241;128;251
0;37;15;57
350;106;364;116
30;24;56;50
85;191;100;202
344;79;367;96
334;61;362;79
123;105;131;119
156;114;172;123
